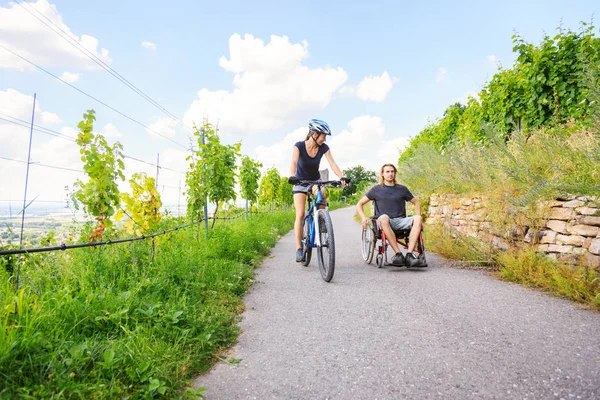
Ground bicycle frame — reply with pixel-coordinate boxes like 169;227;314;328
303;186;326;248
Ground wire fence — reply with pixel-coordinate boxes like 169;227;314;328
0;209;270;257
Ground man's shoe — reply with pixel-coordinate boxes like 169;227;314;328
296;248;305;262
406;252;427;268
391;252;405;266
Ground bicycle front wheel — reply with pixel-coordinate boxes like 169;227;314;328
302;218;312;267
316;210;335;282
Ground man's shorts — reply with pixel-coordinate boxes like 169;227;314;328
377;214;414;231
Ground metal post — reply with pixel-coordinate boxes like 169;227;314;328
245;199;249;221
178;180;181;217
201;128;208;233
16;93;36;296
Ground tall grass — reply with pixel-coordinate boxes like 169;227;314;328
398;127;600;206
0;211;294;398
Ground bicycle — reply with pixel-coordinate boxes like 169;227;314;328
290;178;348;282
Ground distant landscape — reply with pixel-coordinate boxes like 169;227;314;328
0;202;185;247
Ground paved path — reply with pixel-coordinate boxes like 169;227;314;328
193;206;600;399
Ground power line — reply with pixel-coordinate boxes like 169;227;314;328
0;113;186;174
0;156;82;173
13;0;195;136
0;44;190;150
0;113;76;142
124;155;185;174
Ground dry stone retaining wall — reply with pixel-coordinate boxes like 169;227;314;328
426;194;600;268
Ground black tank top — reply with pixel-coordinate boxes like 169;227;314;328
294;141;330;180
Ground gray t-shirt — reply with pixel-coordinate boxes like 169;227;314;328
365;184;414;218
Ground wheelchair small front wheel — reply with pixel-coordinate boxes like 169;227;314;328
376;253;384;268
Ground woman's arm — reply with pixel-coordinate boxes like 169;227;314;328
324;150;344;179
289;146;300;177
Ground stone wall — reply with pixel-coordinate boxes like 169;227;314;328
426;194;600;268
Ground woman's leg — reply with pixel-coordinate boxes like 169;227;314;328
294;193;307;249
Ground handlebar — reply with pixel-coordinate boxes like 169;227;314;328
289;178;351;187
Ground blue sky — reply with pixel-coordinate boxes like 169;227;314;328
1;0;598;209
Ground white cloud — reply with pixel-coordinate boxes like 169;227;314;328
255;127;306;175
436;67;447;83
147;117;177;138
487;54;498;64
356;71;395;102
0;88;61;126
254;115;410;177
328;115;408;172
337;85;355;96
0;0;111;70
183;34;348;132
59;71;81;83
141;41;156;51
101;123;122;138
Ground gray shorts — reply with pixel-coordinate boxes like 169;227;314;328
292;184;315;195
377;215;414;231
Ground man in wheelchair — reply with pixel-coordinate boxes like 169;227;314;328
356;163;426;268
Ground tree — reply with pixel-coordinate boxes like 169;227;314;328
71;110;125;241
277;176;293;207
258;167;281;209
186;122;241;228
342;165;376;197
115;173;162;235
239;156;262;206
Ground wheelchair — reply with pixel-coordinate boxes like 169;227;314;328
361;216;427;268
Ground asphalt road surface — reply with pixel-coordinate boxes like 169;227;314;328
193;206;600;399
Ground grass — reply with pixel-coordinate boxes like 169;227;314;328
398;127;600;210
422;223;494;266
496;249;600;310
397;123;600;310
0;210;294;399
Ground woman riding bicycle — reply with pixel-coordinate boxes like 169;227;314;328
288;119;346;262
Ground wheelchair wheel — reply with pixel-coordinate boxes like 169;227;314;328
417;232;427;267
361;226;375;264
376;253;384;268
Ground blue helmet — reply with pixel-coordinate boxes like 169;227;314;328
308;119;331;136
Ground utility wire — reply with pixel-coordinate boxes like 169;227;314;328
0;114;76;142
0;44;189;150
0;156;82;173
13;0;195;136
0;113;186;174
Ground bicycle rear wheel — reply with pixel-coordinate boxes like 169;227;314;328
316;210;335;282
302;218;312;267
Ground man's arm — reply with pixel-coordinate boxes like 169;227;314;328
409;198;421;216
356;195;371;229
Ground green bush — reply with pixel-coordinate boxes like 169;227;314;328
0;211;294;398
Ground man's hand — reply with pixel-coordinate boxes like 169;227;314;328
340;177;350;187
361;216;369;230
288;176;298;185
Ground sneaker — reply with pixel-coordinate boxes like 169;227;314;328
405;252;426;268
391;252;405;266
296;248;305;262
